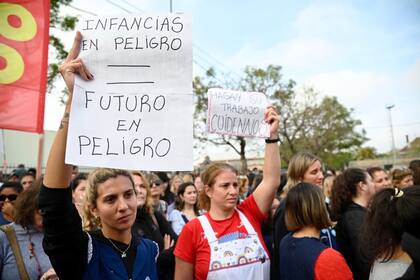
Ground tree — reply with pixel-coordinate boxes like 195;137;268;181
193;69;252;173
354;147;377;160
48;0;77;95
194;65;367;171
272;81;367;169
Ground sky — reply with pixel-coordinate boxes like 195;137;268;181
46;0;420;160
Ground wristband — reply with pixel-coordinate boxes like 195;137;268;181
265;138;280;144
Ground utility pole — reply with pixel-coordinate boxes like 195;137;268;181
169;0;173;12
386;105;397;165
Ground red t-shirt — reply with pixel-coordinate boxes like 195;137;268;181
314;248;353;280
174;195;268;280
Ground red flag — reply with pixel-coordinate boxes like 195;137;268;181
0;0;50;133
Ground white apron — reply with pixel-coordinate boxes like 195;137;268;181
198;209;270;280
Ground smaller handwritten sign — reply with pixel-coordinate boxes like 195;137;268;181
206;88;269;138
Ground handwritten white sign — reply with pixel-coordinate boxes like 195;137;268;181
206;88;269;138
66;14;193;171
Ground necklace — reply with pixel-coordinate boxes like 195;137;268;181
107;238;132;258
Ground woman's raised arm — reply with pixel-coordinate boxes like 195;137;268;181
43;32;93;188
252;106;281;214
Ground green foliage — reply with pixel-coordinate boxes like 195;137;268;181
193;64;367;171
48;0;77;93
354;147;377;160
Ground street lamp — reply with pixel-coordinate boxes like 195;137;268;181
386;105;397;165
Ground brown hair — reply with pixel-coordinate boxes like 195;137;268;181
83;168;135;231
285;182;331;231
131;171;154;215
199;163;238;211
330;168;368;221
366;166;385;178
238;175;249;195
391;168;413;187
175;182;199;216
284;152;321;195
361;186;420;265
13;177;42;229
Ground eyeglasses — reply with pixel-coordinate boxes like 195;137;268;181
152;181;161;187
0;194;18;202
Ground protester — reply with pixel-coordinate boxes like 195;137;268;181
71;172;88;217
170;175;184;195
156;172;175;205
323;175;335;211
194;175;204;195
408;160;420;185
0;182;23;225
168;182;199;235
38;32;158;280
391;168;414;189
331;168;375;280
367;166;391;192
397;232;420;280
182;173;194;184
272;152;324;280
279;182;352;280
131;171;177;250
131;171;177;280
0;178;56;280
261;195;280;258
20;172;36;190
360;186;420;280
174;106;280;280
149;174;169;216
238;175;249;202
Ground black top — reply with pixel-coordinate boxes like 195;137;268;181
161;191;175;205
133;207;178;280
38;185;138;280
133;207;177;251
335;202;369;280
271;199;287;280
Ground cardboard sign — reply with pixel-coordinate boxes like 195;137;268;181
207;88;269;138
66;14;193;171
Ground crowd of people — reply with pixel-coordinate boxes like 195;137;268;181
0;32;419;280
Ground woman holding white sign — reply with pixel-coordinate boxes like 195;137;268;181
38;32;158;280
174;106;281;280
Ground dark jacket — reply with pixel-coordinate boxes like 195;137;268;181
133;207;178;280
271;199;287;280
39;185;158;280
335;202;369;280
83;235;158;280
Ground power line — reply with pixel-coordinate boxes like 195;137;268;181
364;121;420;130
193;51;240;86
194;43;242;81
104;0;132;14
69;1;239;87
119;0;145;13
68;4;98;16
193;59;226;85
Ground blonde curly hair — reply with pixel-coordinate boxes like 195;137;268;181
82;168;135;231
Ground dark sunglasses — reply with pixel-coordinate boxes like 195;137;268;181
0;194;18;202
152;181;162;187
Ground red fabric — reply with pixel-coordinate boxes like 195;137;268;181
174;195;268;280
0;0;50;133
314;248;354;280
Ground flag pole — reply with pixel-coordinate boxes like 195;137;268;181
36;133;44;178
